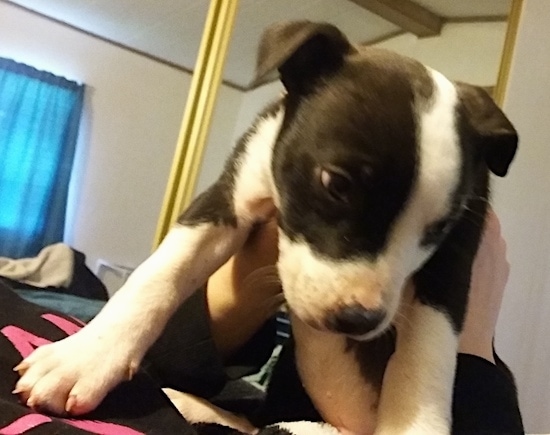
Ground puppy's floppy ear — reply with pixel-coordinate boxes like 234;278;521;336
457;82;518;177
254;20;354;94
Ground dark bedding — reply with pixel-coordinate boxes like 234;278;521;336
0;280;195;434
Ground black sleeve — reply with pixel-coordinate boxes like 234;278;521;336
143;287;228;397
0;280;193;434
143;286;276;397
452;353;524;434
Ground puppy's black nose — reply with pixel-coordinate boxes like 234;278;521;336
326;304;385;336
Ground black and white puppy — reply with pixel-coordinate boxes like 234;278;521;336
15;21;517;434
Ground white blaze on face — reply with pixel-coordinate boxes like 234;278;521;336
277;68;463;336
388;68;462;270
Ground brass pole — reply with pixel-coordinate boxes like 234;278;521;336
153;0;239;248
494;0;524;107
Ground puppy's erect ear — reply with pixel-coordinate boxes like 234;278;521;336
254;21;354;94
457;82;518;177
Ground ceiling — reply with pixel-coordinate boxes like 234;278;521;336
3;0;511;90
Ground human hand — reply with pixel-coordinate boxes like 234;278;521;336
206;219;283;358
458;208;510;363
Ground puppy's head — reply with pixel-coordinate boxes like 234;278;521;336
256;21;517;339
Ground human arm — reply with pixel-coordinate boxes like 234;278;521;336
453;208;524;433
458;208;510;363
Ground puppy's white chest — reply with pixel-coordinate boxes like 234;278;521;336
291;313;379;435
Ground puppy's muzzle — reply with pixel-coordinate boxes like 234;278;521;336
325;304;386;336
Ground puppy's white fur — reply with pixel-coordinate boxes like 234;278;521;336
277;68;462;435
277;68;461;334
372;67;461;435
17;60;463;435
16;222;250;414
274;421;340;435
15;107;285;414
375;303;458;435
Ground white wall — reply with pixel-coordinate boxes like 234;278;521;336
492;1;550;432
0;2;240;279
375;21;507;86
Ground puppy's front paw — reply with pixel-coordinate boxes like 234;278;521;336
13;332;139;415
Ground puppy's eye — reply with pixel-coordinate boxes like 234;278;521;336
320;168;353;203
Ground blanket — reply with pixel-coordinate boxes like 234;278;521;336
0;281;314;434
0;243;73;289
0;244;108;301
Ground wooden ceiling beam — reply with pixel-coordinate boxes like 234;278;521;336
349;0;443;37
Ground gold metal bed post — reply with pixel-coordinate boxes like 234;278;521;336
153;0;239;248
494;0;524;107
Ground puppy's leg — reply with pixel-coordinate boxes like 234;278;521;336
14;105;284;415
14;215;251;415
374;297;458;435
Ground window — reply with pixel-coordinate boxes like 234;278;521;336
0;58;84;258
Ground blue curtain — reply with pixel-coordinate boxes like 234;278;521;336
0;58;85;258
